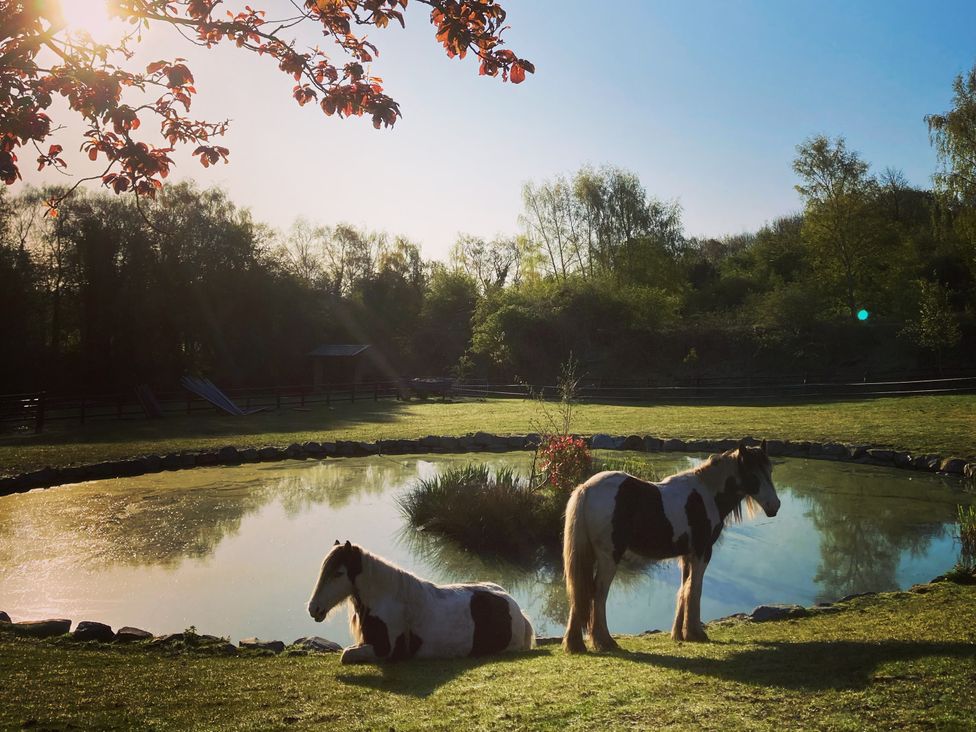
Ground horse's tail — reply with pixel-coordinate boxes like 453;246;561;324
523;613;535;650
562;482;594;654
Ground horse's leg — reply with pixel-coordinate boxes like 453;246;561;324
340;643;379;664
671;555;692;641
682;555;710;643
591;554;619;652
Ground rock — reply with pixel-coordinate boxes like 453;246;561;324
762;439;785;456
115;626;153;643
217;446;240;464
258;446;283;461
285;443;305;459
291;636;342;653
239;637;285;654
866;448;894;463
0;477;17;497
218;642;239;655
912;455;930;470
964;463;975;480
436;436;460;451
590;434;615;450
195;452;219;466
621;435;644;451
239;448;260;463
302;441;324;456
892;451;913;468
639;629;662;635
12;619;72;638
456;435;476;451
808;442;823;457
151;633;186;646
909;583;934;594
662;438;686;452
847;445;867;460
643;436;663;452
823;443;847;457
939;457;967;475
749;605;808;622
73;621;115;642
23;467;59;489
507;435;529;449
0;611;10;623
161;453;183;470
925;455;942;471
837;591;875;603
685;439;711;452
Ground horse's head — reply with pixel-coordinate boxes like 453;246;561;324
307;540;363;622
734;439;780;517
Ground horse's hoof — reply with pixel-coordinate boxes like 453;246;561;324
563;636;588;654
593;637;619;652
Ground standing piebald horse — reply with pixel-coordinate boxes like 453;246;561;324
562;441;780;653
308;541;535;663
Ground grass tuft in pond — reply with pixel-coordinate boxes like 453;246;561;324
397;464;564;558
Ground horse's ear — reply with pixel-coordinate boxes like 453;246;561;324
737;438;746;452
761;439;767;455
344;540;352;548
333;539;340;546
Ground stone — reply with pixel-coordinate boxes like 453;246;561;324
762;439;785;456
823;443;847;457
808;442;824;457
939;457;967;475
643;436;663;452
321;442;338;456
151;633;186;646
302;441;324;456
590;434;615;450
964;463;976;480
285;443;305;459
239;637;285;654
23;467;59;489
115;626;153;643
507;435;528;449
639;629;662;635
239;448;260;463
0;477;17;497
847;445;867;460
622;435;644;452
218;643;239;655
258;446;283;461
837;591;875;603
73;621;115;642
436;436;460;451
291;636;342;653
866;448;894;463
893;451;913;468
217;446;240;464
12;619;72;638
749;605;807;622
161;453;183;470
912;455;930;470
457;436;476;451
662;438;686;452
195;452;219;466
925;456;942;472
0;611;10;623
524;434;542;448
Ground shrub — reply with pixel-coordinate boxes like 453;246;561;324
537;435;591;494
397;465;563;558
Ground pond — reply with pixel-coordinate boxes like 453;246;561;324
0;453;971;646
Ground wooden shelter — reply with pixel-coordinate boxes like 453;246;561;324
309;344;372;390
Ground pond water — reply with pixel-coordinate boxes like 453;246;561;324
0;454;971;645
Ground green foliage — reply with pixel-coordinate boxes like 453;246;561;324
927;64;976;210
397;464;563;557
956;504;976;572
901;279;962;374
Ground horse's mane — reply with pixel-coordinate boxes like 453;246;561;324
690;449;761;525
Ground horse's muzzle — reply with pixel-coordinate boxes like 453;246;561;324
764;502;780;518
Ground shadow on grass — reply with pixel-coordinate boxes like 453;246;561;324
336;650;541;698
619;640;975;690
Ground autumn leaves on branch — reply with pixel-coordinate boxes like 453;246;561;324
0;0;533;205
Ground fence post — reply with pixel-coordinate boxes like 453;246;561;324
34;393;45;434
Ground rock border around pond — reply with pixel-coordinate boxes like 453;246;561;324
1;432;973;496
0;614;343;657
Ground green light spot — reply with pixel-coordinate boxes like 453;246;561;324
857;309;869;321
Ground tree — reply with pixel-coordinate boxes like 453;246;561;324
450;233;522;292
1;0;533;203
902;278;961;375
926;64;976;209
793;135;880;319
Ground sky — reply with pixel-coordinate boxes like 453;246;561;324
21;0;976;260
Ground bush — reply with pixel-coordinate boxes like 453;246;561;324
397;465;563;559
537;435;591;494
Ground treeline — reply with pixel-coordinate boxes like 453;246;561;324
2;67;975;393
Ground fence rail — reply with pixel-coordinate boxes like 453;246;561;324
3;372;976;433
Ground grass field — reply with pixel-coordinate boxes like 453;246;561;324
2;581;974;730
1;394;974;476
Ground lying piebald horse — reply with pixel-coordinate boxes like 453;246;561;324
308;541;535;663
563;440;780;653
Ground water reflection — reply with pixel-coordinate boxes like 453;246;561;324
0;454;970;643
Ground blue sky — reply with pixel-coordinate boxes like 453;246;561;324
25;1;976;259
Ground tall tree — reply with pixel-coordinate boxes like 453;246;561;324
793;135;879;319
926;64;976;209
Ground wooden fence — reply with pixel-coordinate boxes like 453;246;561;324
3;371;976;434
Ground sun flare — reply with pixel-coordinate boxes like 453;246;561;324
56;0;121;42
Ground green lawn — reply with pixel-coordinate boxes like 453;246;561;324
1;394;974;476
2;582;974;730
